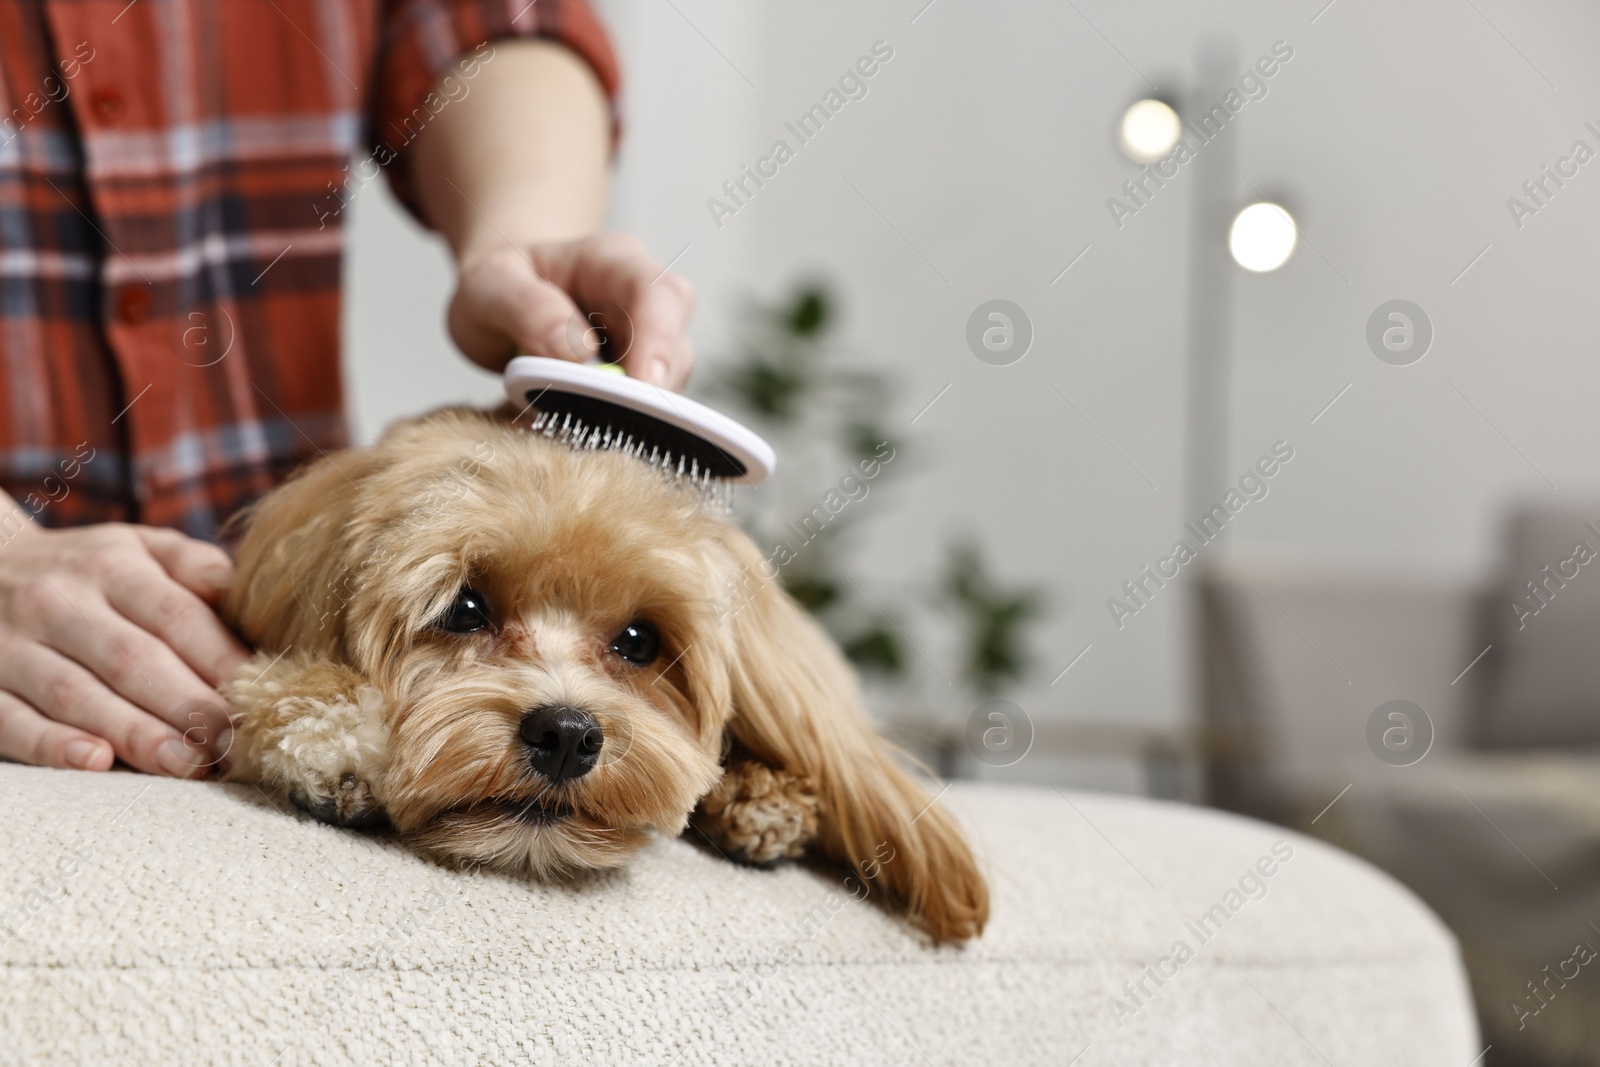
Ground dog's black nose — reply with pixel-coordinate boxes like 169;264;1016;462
518;705;603;781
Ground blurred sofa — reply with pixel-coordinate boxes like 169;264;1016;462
1197;504;1600;1067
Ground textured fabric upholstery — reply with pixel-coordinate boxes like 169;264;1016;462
0;766;1477;1065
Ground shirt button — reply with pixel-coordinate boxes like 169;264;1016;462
91;87;125;123
115;286;151;325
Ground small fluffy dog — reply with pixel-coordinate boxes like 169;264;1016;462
221;408;987;942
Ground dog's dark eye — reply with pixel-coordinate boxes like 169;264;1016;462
437;587;491;634
609;620;660;665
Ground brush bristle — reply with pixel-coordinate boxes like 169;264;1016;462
523;409;735;511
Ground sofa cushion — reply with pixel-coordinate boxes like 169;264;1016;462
0;766;1477;1065
1196;560;1482;815
1480;505;1600;746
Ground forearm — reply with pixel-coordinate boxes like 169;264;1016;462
410;39;612;263
412;38;693;387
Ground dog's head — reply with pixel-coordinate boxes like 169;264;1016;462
227;408;987;941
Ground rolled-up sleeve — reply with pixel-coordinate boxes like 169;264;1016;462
371;0;622;220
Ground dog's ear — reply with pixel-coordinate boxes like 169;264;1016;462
225;448;386;656
715;532;989;942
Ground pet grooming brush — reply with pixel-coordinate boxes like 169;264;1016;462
503;356;776;500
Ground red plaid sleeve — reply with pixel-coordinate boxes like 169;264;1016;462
372;0;622;221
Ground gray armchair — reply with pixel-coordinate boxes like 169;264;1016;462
1196;506;1600;1067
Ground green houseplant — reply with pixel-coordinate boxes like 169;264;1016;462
704;282;1042;701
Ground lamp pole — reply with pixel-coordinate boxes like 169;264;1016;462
1181;47;1240;525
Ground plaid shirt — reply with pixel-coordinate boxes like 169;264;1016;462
0;0;618;541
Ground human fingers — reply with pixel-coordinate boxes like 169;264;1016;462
133;526;235;605
534;234;696;388
448;246;591;371
0;690;115;771
0;642;206;777
613;267;695;390
33;580;232;758
104;563;250;690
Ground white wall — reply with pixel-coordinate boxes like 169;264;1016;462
342;0;1600;787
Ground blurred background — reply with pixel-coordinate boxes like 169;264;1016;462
343;2;1600;1062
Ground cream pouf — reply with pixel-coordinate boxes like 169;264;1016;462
0;765;1476;1065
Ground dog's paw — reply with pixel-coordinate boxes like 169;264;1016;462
288;772;390;831
225;659;392;832
693;760;821;865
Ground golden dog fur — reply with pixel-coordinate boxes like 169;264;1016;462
221;408;988;942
